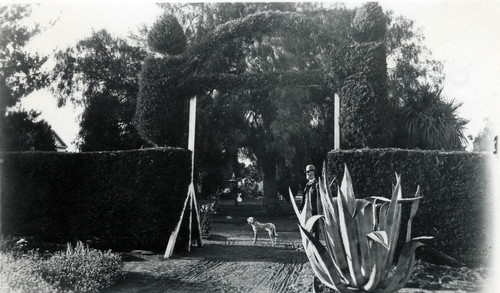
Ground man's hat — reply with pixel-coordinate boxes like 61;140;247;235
305;164;316;173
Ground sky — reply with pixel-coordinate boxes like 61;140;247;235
14;0;500;152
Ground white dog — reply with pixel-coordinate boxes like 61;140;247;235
247;217;278;246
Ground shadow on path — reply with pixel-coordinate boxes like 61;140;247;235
178;243;308;264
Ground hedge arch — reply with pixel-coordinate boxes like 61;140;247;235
135;11;340;145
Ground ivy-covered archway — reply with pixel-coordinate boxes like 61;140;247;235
136;3;390;211
136;10;340;145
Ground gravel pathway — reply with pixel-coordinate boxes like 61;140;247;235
104;200;490;293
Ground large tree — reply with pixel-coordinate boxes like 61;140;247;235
384;12;467;150
385;13;445;106
0;4;54;151
1;110;55;151
52;29;146;151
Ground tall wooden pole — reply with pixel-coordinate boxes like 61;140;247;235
164;96;202;259
186;95;196;251
188;96;197;175
334;93;340;150
188;96;203;249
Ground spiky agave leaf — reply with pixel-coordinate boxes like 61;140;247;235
363;236;387;291
351;198;375;279
298;225;350;292
289;188;303;223
337;188;366;287
383;174;403;274
375;237;433;293
406;186;421;242
367;231;389;250
340;164;357;217
305;215;324;233
318;174;350;283
289;187;312;227
289;187;314;249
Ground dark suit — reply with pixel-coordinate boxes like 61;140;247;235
300;179;318;213
300;179;320;239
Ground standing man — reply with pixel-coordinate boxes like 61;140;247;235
300;164;320;239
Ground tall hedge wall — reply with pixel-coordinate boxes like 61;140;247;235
0;148;192;251
333;2;393;149
326;149;492;266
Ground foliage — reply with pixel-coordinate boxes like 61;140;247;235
399;85;468;150
0;4;54;151
40;241;124;292
148;14;187;55
0;242;123;293
0;4;49;113
383;10;467;150
194;91;248;196
329;2;394;148
336;44;393;148
135;56;189;147
0;148;192;250
0;251;59;293
52;29;146;151
199;202;216;236
135;9;335;139
352;1;386;43
472;118;496;152
327;149;491;266
0;110;55;151
385;13;444;106
291;165;430;292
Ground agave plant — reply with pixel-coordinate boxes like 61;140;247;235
290;165;431;292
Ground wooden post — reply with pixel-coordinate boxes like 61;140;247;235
164;96;202;259
334;93;340;150
188;96;203;248
188;96;197;176
164;187;191;258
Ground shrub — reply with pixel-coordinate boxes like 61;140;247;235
0;242;123;293
352;2;387;42
148;14;187;55
40;241;124;292
0;252;58;293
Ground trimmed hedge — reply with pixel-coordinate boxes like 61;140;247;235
0;148;192;251
328;2;393;149
326;149;492;266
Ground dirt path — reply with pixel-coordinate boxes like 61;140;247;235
104;200;488;293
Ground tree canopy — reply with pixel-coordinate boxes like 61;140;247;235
1;110;55;151
0;4;55;151
0;5;49;113
52;29;146;151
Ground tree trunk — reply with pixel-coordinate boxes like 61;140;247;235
261;155;280;214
